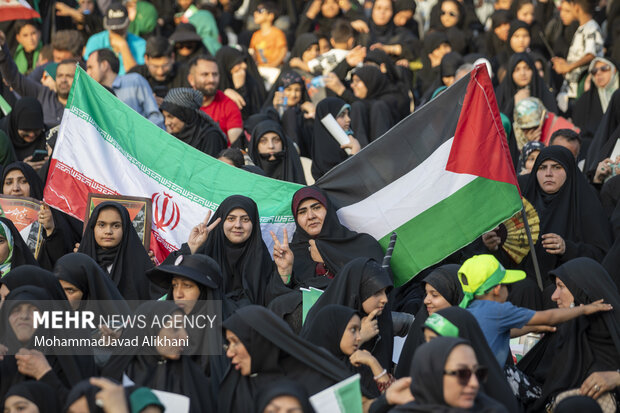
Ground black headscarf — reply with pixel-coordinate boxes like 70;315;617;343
585;88;620;178
602;200;620;290
495;53;558;121
290;33;319;60
518;258;620;410
427;307;520;413
354;65;409;122
101;301;216;413
289;187;385;288
1;161;43;199
249;120;306;184
160;88;227;157
63;379;104;413
77;202;156;301
395;264;462;378
0;265;67;301
0;97;46;161
311;98;351;180
255;379;315;413
367;0;420;61
520;146;612;285
300;258;394;369
2;381;61;413
219;305;351;413
392;337;509;412
195;195;277;306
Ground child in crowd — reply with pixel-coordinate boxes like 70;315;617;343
249;1;288;68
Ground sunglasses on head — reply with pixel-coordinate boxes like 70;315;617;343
444;366;488;385
591;64;611;75
441;10;458;17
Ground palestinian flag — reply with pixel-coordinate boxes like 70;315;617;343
44;67;302;262
316;65;522;287
0;0;40;22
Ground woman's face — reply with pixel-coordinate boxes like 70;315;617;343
339;314;362;355
351;75;368;99
302;44;320;63
17;129;44;144
423;327;438;342
59;279;84;310
394;9;413;26
284;83;303;107
551;278;574;308
16;24;41;54
440;1;460;28
510;28;530;53
163;110;186;135
362;288;388;315
263;396;303;413
3;169;31;198
591;61;613;89
0;234;10;265
512;60;533;88
536;159;567;194
156;311;188;360
516;3;534;25
494;22;510;42
523;149;540;174
3;395;40;413
225;329;251;375
423;283;451;315
172;276;201;314
257;132;284;160
443;345;480;409
336;108;351;131
223;208;253;244
321;0;340;18
372;0;393;26
94;207;123;249
9;303;37;343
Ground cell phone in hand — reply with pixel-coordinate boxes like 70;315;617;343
31;149;48;162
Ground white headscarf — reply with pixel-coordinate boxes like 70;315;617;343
588;57;619;113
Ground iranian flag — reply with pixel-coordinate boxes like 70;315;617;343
315;65;522;286
0;0;40;22
44;67;302;262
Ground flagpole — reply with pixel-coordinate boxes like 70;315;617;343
521;204;544;291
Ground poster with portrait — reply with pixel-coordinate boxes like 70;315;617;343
0;195;44;258
84;194;152;250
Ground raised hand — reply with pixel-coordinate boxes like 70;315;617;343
360;308;380;343
38;203;55;236
270;228;294;281
188;211;221;254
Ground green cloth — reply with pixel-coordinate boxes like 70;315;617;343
129;387;165;413
128;1;158;37
424;313;460;337
0;130;17;167
178;5;221;55
14;43;42;74
0;95;11;117
459;263;506;309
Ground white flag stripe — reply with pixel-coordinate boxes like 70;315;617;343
336;138;477;239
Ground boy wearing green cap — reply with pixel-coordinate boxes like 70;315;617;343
458;254;612;366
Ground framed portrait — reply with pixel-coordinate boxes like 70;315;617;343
0;195;44;258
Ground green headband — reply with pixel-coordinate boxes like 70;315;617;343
424;313;459;337
458;264;505;308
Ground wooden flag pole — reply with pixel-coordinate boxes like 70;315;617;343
521;204;544;291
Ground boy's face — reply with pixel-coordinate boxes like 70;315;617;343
253;6;274;24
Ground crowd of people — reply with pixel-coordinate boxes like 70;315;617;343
0;0;619;411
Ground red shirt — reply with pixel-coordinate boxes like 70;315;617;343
200;90;243;139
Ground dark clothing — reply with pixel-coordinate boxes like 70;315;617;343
128;62;191;97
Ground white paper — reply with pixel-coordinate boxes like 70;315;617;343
321;114;352;155
151;390;190;413
392;335;406;364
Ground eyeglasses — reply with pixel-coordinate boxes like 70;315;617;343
441;10;458;17
591;64;611;75
175;42;196;50
444;366;488;385
255;7;268;13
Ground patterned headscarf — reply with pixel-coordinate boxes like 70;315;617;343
0;221;14;277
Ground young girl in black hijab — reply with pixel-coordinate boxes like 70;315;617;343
0;97;47;166
249;119;306;184
77;202;157;301
2;381;61;413
255;380;315;413
365;0;419;62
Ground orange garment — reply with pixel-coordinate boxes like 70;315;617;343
249;27;287;66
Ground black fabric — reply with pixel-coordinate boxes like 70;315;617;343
366;1;420;61
1;161;43;199
77;201;156;301
519;146;612;287
393;337;509;412
0;97;46;161
0;264;66;301
518;258;620;411
354;65;409;124
302;304;379;397
428;0;473;55
585;89;620;178
495;53;558;122
554;396;603;413
63;379;104;413
255;379;315;413
430;307;520;413
248;119;306;184
311;97;351;180
101;301;215;413
289;187;385;288
290;33;319;60
300;258;394;369
395;264;462;378
0;217;38;275
571;83;606;141
2;380;61;413
602;200;620;290
219;305;351;413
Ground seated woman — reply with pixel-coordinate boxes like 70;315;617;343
518;258;620;411
1;162;79;270
422;307;520;412
160;88;227;157
0;98;47;171
0;217;38;279
585;89;620;183
163;195;291;308
77;202;157;301
2;381;61;413
303;304;394;398
395;264;462;378
219;305;351;413
393;337;509;412
248;119;306;184
428;0;473;55
101;301;214;413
